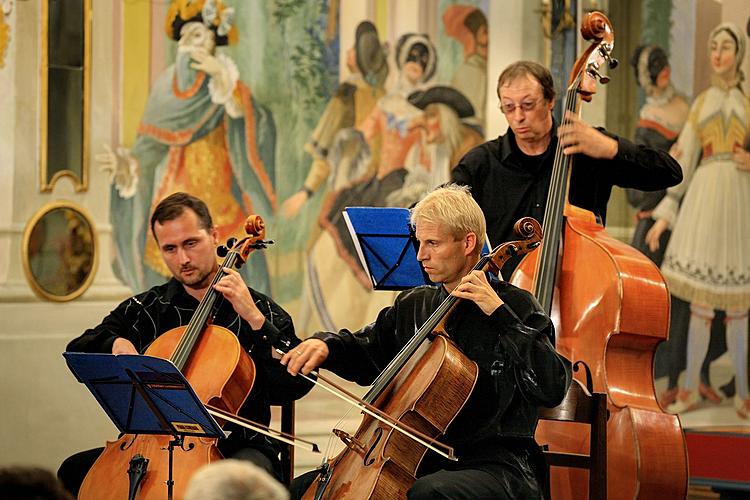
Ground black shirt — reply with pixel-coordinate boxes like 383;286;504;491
452;123;683;275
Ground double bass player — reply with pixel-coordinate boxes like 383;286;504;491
452;60;683;278
283;184;571;499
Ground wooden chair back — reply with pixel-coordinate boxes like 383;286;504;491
538;373;608;499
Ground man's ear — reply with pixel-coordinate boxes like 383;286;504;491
210;227;220;246
464;232;478;256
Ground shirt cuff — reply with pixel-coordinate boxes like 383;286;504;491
253;319;282;347
614;136;637;162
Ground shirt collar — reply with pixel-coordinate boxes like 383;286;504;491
498;117;558;164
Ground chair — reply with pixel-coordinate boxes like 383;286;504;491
276;400;295;486
538;361;608;500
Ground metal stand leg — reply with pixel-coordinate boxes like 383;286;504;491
167;436;183;500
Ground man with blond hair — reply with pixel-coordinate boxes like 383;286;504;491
283;184;570;499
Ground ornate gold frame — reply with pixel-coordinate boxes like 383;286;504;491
39;0;92;192
22;200;98;302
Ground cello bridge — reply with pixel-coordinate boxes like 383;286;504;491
333;428;366;455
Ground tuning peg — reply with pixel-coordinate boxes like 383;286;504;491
597;45;618;70
216;245;229;257
587;63;610;84
226;237;237;249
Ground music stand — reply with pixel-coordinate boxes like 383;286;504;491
63;352;225;500
343;206;492;289
343;207;431;290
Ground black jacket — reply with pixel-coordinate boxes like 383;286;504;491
312;278;570;471
67;278;312;461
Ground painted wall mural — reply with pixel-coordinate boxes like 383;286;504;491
106;0;489;336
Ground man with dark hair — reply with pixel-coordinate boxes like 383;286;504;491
58;192;311;496
452;60;683;278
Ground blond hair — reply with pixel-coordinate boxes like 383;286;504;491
410;184;486;254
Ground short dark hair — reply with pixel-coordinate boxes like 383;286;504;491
497;60;556;103
150;192;213;238
0;466;72;500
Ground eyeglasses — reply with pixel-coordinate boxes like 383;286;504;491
499;98;544;115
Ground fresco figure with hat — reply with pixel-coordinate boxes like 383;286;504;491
297;32;438;334
98;0;277;294
443;5;488;132
281;20;388;221
645;22;750;417
386;85;484;207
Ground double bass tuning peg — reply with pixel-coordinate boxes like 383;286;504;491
216;245;229;258
587;63;610;84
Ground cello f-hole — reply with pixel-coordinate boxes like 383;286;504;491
119;435;138;451
363;427;384;466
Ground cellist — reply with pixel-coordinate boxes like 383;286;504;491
451;60;683;278
283;184;570;499
57;192;312;496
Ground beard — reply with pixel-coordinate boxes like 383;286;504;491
178;265;213;289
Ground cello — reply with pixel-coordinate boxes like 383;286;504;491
301;217;543;499
510;12;688;499
78;215;301;499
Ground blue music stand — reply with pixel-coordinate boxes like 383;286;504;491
343;207;431;290
343;206;491;290
63;352;225;500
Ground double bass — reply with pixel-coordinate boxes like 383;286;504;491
300;218;543;499
79;216;295;499
510;12;688;499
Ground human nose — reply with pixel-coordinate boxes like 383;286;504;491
509;106;527;119
176;247;190;264
416;244;428;262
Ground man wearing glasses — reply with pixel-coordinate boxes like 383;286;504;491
452;60;682;278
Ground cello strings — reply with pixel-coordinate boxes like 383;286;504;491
171;247;238;368
299;371;456;461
